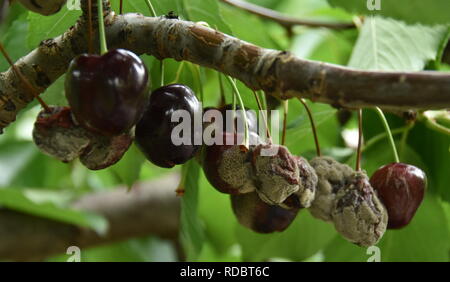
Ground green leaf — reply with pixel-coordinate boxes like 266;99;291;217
27;5;81;48
182;0;232;34
180;160;205;261
348;16;448;71
0;188;108;235
0;142;38;187
328;0;450;26
0;12;30;72
108;144;145;188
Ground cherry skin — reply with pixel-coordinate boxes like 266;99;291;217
65;49;150;136
231;192;299;234
370;162;427;229
135;84;201;168
202;131;261;195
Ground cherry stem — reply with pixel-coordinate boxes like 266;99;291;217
399;122;414;160
97;0;108;55
218;73;225;105
145;0;157;17
282;100;288;146
160;59;165;87
226;76;249;148
375;107;400;163
119;0;123;14
298;98;321;157
252;90;272;142
356;109;363;171
194;65;204;103
87;0;93;53
0;43;50;112
364;127;408;153
173;61;185;84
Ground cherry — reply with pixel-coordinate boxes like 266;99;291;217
202;131;261;195
33;106;133;170
231;192;299;234
65;49;150;136
370;162;426;229
135;84;201;168
33;106;91;163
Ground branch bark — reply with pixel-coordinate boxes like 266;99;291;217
0;173;181;261
1;2;450;132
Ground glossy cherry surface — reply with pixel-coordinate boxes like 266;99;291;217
135;84;201;168
65;49;149;136
370;162;427;229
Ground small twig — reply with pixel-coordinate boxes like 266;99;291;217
220;0;355;30
252;90;272;142
282;100;288;146
298;98;321;157
87;0;93;53
0;43;50;112
356;109;363;171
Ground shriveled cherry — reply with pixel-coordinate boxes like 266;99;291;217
135;84;201;168
65;49;150;136
231;192;299;234
202;131;260;195
370;162;427;229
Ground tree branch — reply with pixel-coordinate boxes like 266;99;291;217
1;4;450;132
0;173;181;261
220;0;356;30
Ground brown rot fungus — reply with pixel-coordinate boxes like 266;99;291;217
33;106;91;162
202;132;261;195
231;192;299;233
308;156;354;221
79;132;133;170
251;144;300;206
291;156;318;208
331;171;388;247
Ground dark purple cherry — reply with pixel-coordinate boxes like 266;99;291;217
135;84;201;168
370;162;427;229
231;192;299;234
65;49;150;136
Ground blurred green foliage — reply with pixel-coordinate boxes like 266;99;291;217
0;0;448;262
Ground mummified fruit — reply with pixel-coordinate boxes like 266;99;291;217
66;49;149;136
135;84;201;168
202;131;260;195
231;192;299;234
331;171;388;247
370;162;426;229
290;156;318;209
33;106;91;163
308;156;354;222
251;144;300;206
80;133;133;170
33;107;132;170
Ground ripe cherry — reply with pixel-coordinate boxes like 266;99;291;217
65;49;150;136
135;84;201;168
370;162;427;229
231;192;299;234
